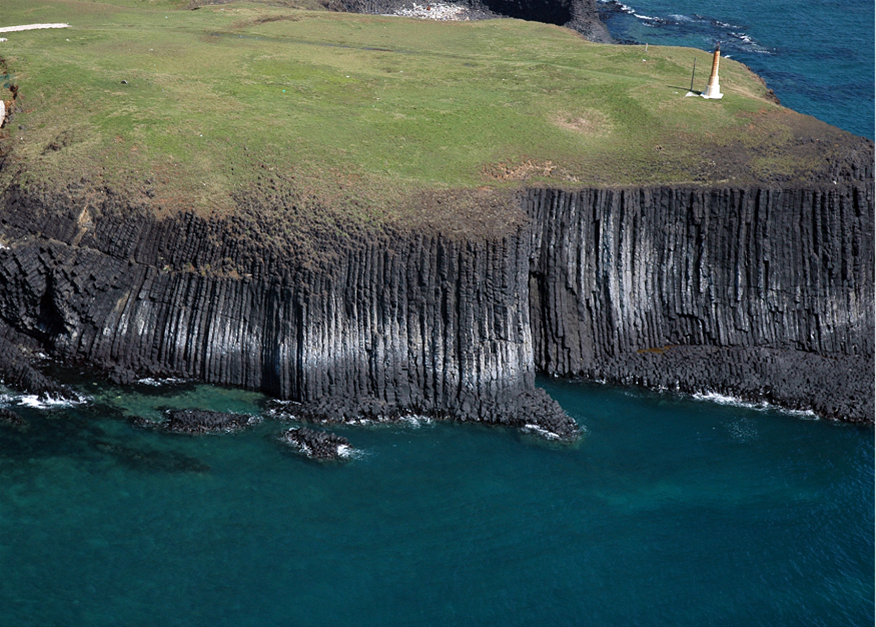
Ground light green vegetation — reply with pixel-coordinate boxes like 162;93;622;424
0;0;836;220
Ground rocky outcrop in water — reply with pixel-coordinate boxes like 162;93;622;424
280;427;352;460
0;407;27;431
133;409;260;434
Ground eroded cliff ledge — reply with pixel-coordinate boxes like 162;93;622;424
0;140;872;430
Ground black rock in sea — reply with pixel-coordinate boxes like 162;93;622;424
280;427;353;460
0;407;28;432
133;410;260;435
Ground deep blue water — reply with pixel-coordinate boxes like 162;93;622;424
2;3;874;626
598;0;875;139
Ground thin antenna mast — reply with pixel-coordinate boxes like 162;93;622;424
689;57;697;93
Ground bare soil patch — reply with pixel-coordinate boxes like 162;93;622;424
550;110;609;135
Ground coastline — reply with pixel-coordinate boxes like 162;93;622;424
0;2;871;437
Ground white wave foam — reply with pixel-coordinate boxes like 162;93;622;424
16;392;89;410
781;408;821;420
521;423;562;440
606;2;660;21
692;391;818;419
399;414;434;428
292;441;313;457
315;413;435;427
694;391;764;407
728;32;773;54
136;377;185;386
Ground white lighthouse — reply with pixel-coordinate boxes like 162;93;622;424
701;44;723;99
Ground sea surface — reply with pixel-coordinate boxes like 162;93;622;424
597;0;875;139
1;2;874;626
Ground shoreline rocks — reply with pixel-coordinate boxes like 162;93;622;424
326;0;613;42
133;409;261;435
0;407;27;431
280;427;353;460
268;390;582;442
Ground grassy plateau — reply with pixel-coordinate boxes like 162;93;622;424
0;0;857;225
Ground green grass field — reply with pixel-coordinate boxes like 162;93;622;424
0;0;849;221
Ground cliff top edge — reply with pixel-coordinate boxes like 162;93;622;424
0;0;870;223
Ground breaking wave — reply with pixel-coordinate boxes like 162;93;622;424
597;0;773;55
0;390;90;410
692;391;819;419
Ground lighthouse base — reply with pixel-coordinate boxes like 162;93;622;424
701;84;723;99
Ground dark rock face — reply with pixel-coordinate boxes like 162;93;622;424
526;184;874;421
133;409;260;434
0;189;573;436
331;0;613;43
280;427;352;460
0;145;871;429
0;322;76;401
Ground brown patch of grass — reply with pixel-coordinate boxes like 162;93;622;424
481;159;581;184
550;110;610;136
637;345;676;355
396;186;526;238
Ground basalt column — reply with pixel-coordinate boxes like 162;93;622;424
0;192;572;431
526;185;874;421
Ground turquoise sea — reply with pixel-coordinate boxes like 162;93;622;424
1;2;874;626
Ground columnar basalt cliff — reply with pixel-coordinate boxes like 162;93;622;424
526;182;874;421
0;186;577;437
0;144;872;429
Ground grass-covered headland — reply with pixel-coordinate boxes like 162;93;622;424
0;0;860;223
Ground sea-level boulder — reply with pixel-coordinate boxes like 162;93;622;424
280;427;353;460
133;410;260;435
274;390;579;440
0;407;27;431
